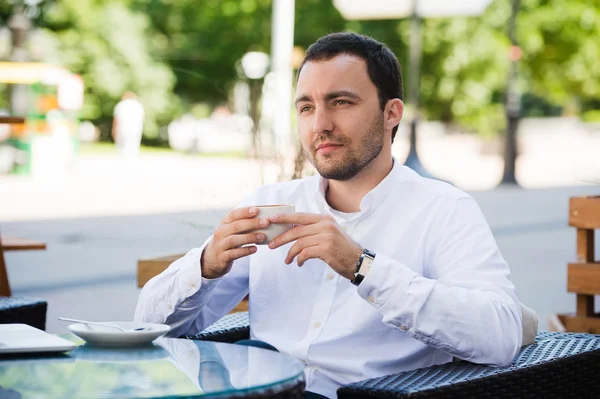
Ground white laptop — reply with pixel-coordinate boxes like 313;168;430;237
0;324;77;354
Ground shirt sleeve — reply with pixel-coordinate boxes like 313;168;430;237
356;196;523;366
134;193;259;337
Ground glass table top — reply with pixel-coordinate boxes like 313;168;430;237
0;335;305;398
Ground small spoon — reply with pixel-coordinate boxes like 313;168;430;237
59;317;151;332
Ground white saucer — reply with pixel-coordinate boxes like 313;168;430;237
68;322;171;347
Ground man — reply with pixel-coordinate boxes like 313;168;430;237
112;91;144;157
135;33;523;399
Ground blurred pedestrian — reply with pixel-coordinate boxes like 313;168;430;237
112;91;144;157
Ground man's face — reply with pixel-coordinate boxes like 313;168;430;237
295;54;388;181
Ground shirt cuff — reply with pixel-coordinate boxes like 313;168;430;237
177;243;222;298
356;253;413;303
356;252;433;331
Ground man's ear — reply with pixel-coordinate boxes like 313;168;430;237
384;99;404;133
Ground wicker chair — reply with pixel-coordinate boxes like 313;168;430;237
0;296;47;330
186;312;600;398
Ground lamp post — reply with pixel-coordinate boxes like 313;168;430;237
270;0;296;162
500;0;521;185
8;4;31;116
405;4;425;176
241;51;270;159
333;0;493;179
8;4;31;62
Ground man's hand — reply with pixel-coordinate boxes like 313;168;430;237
268;213;363;280
201;207;270;279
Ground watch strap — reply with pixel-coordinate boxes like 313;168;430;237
351;248;376;286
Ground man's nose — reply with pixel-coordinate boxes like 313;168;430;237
312;107;334;135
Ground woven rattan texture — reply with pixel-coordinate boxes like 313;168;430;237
182;313;600;398
185;312;250;343
0;296;47;330
338;332;600;398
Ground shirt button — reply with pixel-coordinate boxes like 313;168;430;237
367;296;375;303
327;274;335;280
400;325;408;331
313;321;321;329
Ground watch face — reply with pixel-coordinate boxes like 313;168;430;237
364;249;376;259
352;249;375;286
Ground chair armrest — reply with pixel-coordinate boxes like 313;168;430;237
181;315;600;398
338;331;600;399
184;311;250;343
0;296;47;330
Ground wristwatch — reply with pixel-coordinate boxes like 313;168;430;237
351;248;376;286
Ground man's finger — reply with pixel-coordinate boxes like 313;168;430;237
285;236;321;264
223;246;258;262
269;223;321;249
222;217;270;237
222;206;259;224
268;212;325;226
296;245;322;267
221;232;266;251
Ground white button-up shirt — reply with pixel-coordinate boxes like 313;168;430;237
135;161;523;399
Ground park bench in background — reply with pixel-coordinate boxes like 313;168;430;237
551;196;600;333
0;234;46;296
0;234;48;330
0;116;25;124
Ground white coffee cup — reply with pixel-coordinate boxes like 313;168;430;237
251;205;296;244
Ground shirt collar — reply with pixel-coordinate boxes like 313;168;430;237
312;158;401;214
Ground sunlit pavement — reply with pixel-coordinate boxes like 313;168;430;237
1;148;600;333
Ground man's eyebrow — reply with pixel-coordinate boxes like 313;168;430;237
324;90;361;102
294;90;362;105
294;94;312;105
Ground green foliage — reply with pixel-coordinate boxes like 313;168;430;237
1;0;178;140
1;0;598;141
520;92;562;118
130;0;274;107
43;0;178;139
519;0;600;104
417;0;512;135
582;110;600;123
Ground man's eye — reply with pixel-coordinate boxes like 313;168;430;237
300;106;312;113
333;100;349;106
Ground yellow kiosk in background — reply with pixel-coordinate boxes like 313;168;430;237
0;62;83;175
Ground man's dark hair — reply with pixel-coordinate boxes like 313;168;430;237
298;32;404;141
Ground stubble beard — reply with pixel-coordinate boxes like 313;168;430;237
307;113;385;181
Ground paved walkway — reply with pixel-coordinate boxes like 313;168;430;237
1;151;599;333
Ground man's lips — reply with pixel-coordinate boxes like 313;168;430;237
316;143;343;153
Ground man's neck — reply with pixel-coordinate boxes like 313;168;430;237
325;153;393;213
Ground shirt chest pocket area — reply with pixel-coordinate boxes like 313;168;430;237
332;287;390;334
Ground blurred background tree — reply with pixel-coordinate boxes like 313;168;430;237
519;0;600;122
0;0;598;144
0;0;178;142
